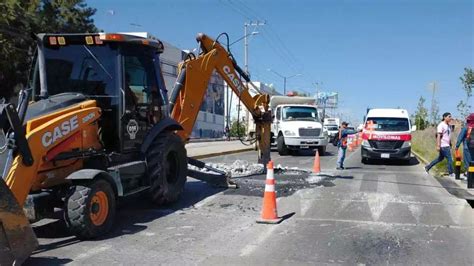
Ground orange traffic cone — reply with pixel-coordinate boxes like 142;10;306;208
312;150;321;173
348;142;353;152
257;161;283;224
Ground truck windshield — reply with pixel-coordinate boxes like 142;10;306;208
366;117;409;132
282;106;319;121
34;44;118;98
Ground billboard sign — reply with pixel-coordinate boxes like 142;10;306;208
316;92;338;108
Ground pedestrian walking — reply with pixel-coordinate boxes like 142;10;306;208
336;121;356;170
425;112;455;177
455;113;474;178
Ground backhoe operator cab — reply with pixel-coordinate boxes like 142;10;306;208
31;33;170;154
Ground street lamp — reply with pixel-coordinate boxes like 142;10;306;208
229;31;259;46
267;69;302;95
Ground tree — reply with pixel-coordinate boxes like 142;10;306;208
458;67;473;119
230;119;246;137
414;96;429;130
430;99;439;126
0;0;97;100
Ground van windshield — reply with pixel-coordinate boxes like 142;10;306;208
282;106;319;121
366;117;410;132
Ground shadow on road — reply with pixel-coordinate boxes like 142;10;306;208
362;156;420;166
28;179;225;262
288;149;335;157
25;257;73;265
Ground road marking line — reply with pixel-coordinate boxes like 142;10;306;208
300;198;314;216
445;204;474;226
75;244;112;260
240;198;284;257
294;217;473;229
367;193;394;221
239;224;279;257
408;204;423;224
193;193;222;208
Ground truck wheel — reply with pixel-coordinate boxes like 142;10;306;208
277;135;289;155
318;146;326;156
146;132;187;205
64;179;116;239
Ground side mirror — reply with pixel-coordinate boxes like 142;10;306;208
411;125;417;132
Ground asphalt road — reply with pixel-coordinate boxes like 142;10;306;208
27;145;473;265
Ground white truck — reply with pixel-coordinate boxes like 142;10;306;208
323;117;340;142
270;96;328;155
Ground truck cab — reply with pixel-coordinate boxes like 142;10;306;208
270;96;328;155
323;117;340;143
361;108;415;163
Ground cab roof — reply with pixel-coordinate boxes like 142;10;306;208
37;32;164;52
366;108;409;118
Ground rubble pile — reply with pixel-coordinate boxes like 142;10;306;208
188;160;312;177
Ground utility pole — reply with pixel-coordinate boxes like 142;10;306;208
244;20;265;75
429;81;438;125
243;21;265;139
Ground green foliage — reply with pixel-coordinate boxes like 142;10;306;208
412;126;463;174
414;96;429;130
458;67;473;119
429;99;439;126
230;119;246;137
0;0;97;99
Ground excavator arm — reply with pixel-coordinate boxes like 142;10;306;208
169;33;272;165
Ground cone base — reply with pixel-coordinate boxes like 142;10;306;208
256;217;283;224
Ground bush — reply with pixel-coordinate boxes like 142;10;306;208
230;120;246;137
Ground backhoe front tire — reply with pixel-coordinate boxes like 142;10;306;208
146;132;187;205
64;179;116;239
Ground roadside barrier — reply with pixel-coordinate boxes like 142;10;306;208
257;161;283;224
455;150;462;180
468;161;473;189
312;150;321;173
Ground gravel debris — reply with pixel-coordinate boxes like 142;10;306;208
189;159;311;178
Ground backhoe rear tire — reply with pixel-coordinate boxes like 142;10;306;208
146;131;187;205
64;179;116;239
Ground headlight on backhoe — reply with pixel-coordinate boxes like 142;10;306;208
284;130;296;136
401;141;411;148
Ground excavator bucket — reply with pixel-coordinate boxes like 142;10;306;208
0;179;38;265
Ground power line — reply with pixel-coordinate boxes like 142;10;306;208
219;0;253;20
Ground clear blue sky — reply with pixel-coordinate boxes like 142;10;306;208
88;0;473;124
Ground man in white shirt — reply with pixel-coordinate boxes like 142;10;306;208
425;112;454;177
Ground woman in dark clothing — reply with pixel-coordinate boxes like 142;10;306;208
455;113;474;178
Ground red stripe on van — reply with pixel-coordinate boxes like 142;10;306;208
362;133;411;141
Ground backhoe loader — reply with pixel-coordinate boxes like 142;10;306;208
0;32;271;264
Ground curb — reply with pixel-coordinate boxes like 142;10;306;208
411;150;474;201
190;147;254;160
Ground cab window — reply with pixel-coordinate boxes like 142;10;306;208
122;45;162;108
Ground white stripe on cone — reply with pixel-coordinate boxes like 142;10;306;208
267;169;274;180
265;184;275;192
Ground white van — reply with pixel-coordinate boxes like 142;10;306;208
361;109;415;163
